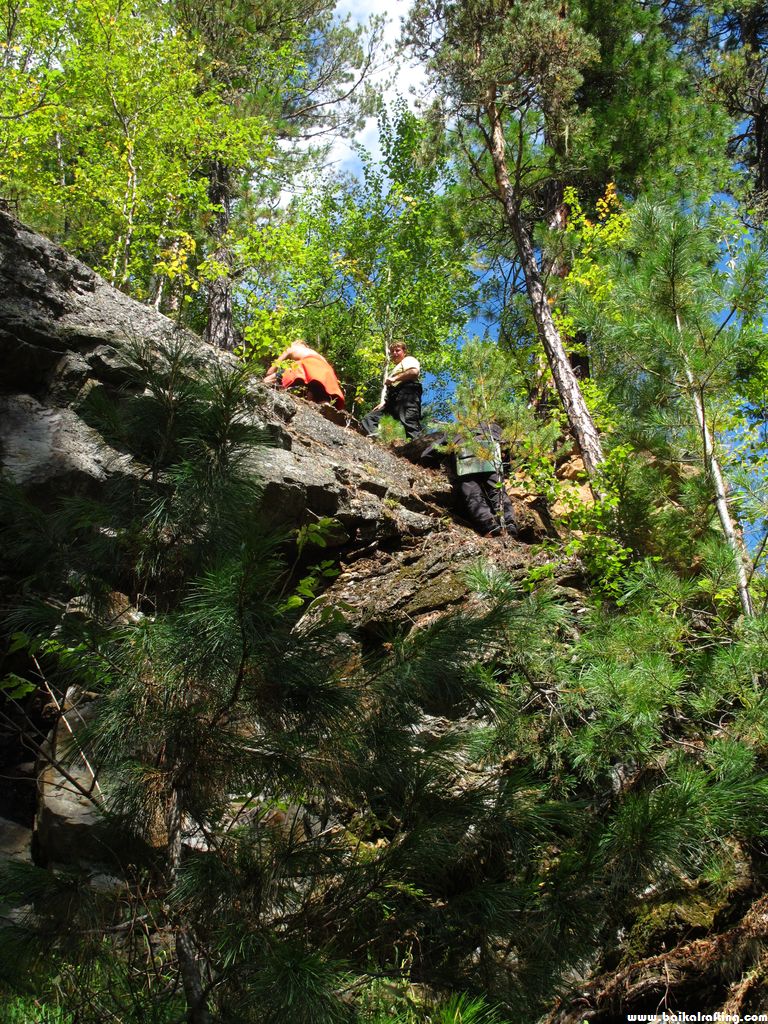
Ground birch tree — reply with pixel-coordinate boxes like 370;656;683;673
405;0;728;478
405;0;609;475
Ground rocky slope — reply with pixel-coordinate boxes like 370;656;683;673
0;208;570;867
6;210;762;1022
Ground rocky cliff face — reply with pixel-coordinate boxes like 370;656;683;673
0;208;575;866
4;212;767;1023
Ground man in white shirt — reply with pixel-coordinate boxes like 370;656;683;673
361;342;422;439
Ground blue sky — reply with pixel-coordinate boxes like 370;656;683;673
329;0;427;174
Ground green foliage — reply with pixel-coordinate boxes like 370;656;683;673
0;998;73;1024
0;672;35;700
426;995;508;1024
558;197;768;594
0;343;605;1021
375;414;408;444
6;0;768;1016
408;0;599;123
560;445;635;597
7;334;768;1019
239;104;474;409
458;553;768;983
0;0;379;332
296;517;343;554
661;0;768;209
357;985;510;1024
0;0;271;296
229;941;350;1024
405;0;729;395
574;0;731;202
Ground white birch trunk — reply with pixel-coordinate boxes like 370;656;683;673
676;314;753;616
484;96;604;480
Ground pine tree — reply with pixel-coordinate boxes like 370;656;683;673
405;2;723;477
661;0;768;213
565;200;768;613
405;0;606;477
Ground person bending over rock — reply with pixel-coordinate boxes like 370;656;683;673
361;342;422;440
422;422;518;538
264;341;345;409
454;422;518;537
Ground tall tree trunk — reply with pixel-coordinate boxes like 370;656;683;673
675;315;753;616
205;160;236;351
177;928;212;1024
166;787;213;1024
483;95;604;479
739;5;768;201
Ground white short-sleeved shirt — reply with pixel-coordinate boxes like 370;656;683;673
389;355;420;386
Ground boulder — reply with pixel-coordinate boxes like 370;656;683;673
33;688;107;867
0;206;540;552
0;816;32;863
0;393;133;493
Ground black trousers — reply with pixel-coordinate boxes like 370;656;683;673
361;382;422;439
458;472;518;536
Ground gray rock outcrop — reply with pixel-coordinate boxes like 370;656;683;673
0;209;574;867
